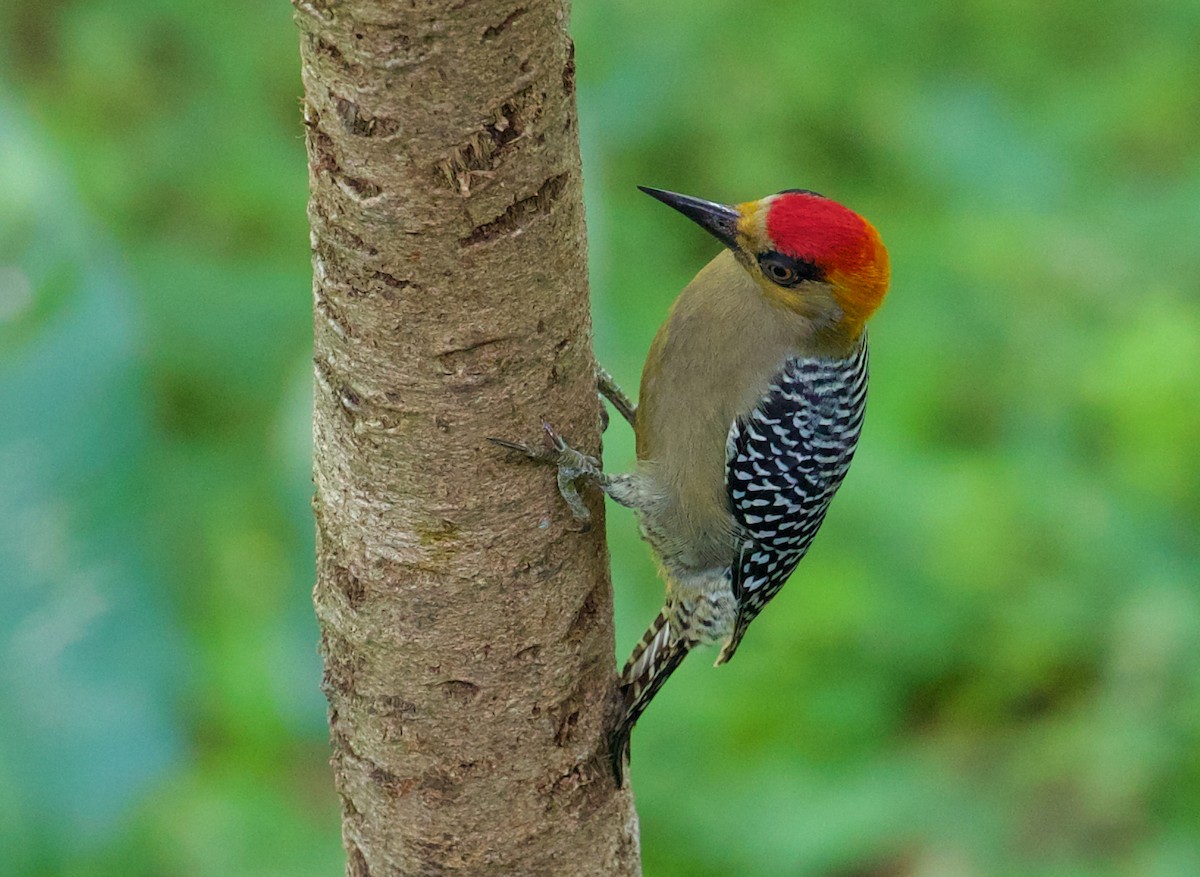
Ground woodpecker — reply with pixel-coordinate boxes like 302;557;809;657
495;186;889;783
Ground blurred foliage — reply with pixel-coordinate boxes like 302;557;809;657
1;0;1198;875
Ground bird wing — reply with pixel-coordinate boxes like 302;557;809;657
719;339;869;664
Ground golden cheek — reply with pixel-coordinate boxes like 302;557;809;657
734;198;771;246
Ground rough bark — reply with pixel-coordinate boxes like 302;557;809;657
296;1;641;874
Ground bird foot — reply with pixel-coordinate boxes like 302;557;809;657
489;422;600;524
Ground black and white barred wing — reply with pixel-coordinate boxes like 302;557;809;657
717;340;869;664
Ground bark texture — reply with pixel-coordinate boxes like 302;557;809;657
296;1;641;874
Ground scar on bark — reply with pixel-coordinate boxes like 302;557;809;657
482;8;528;40
459;173;568;246
334;94;401;138
439;86;547;195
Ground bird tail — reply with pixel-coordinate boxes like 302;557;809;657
714;611;749;666
610;610;691;784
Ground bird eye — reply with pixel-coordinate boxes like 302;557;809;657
757;252;818;288
765;261;795;283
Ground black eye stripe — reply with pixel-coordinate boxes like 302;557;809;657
757;251;823;288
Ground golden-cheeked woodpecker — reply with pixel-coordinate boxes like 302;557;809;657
495;186;890;783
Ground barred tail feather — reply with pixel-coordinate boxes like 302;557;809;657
610;611;690;784
621;610;668;678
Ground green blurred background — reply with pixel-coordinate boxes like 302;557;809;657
3;1;1199;874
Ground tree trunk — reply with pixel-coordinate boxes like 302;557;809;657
295;0;641;874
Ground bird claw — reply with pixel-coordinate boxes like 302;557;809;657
487;436;538;456
596;365;637;428
488;423;600;524
541;423;598;524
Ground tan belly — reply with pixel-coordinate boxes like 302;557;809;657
634;251;812;574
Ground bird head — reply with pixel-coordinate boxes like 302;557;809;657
640;186;890;346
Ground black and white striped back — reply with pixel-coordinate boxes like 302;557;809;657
719;335;869;662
